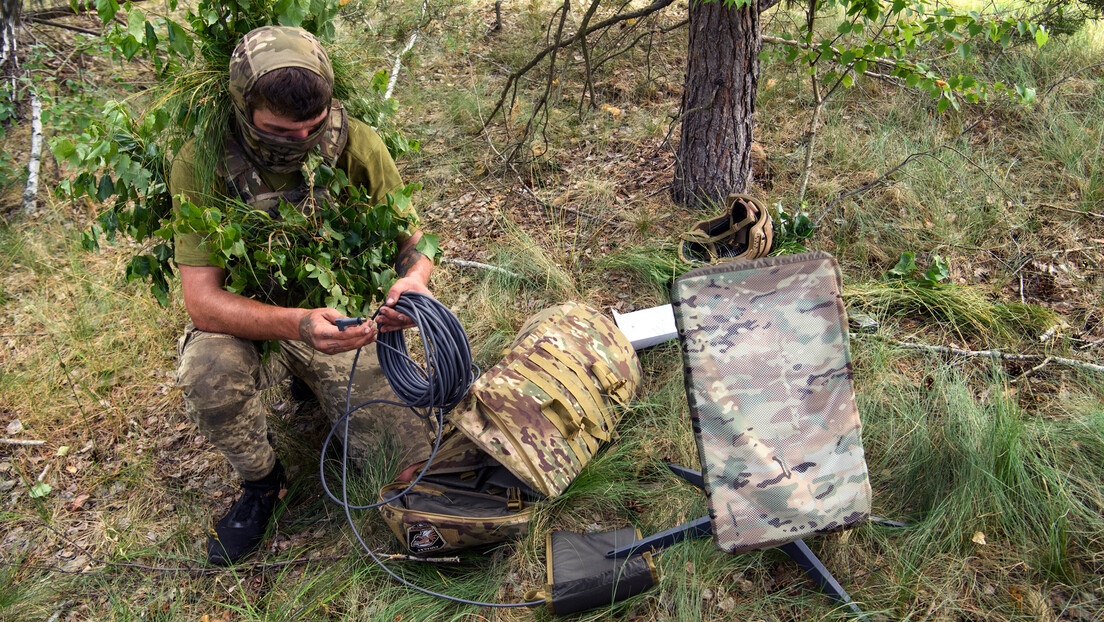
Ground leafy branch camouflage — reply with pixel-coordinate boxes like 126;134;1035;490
168;180;439;318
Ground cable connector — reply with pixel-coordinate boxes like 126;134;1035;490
336;317;367;331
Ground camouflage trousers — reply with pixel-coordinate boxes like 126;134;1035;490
176;323;433;481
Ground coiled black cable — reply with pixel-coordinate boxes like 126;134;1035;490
319;291;472;511
375;292;474;417
319;292;545;609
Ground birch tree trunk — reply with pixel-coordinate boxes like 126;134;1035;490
1;0;19;81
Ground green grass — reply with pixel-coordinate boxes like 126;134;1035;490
845;279;1059;344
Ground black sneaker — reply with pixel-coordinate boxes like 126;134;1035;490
207;460;285;566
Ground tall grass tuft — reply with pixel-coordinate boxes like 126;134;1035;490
595;245;690;305
845;280;1058;343
860;361;1104;588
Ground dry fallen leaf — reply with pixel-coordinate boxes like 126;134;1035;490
972;531;987;545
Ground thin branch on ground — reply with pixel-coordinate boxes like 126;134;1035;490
818;119;995;224
0;438;45;446
1011;356;1053;384
1080;336;1104;351
1039;202;1104;220
880;339;1104;375
1039;62;1104;102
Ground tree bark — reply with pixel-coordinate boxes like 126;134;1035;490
1;0;20;79
671;0;760;209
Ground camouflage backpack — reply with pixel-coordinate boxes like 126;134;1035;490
378;302;641;554
672;252;872;553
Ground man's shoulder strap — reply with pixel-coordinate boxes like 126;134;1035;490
319;101;349;164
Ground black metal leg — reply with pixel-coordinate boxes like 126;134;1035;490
870;516;907;527
605;516;712;559
779;539;865;617
666;463;704;488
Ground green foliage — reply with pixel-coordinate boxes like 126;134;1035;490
169;181;438;317
887;251;949;287
760;0;1052;112
56;103;176;305
771;201;815;255
52;0;420;306
96;0;343;72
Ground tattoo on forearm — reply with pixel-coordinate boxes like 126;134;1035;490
395;246;426;277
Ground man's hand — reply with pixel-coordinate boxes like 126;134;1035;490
298;308;379;354
377;231;436;333
376;276;432;333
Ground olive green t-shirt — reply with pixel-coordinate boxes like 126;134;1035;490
171;118;412;267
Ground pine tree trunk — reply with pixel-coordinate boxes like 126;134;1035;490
671;0;760;210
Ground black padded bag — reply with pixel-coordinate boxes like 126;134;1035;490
526;527;660;615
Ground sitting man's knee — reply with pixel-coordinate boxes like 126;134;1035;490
178;336;260;422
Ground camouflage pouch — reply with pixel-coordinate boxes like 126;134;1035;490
378;302;641;554
449;301;641;497
672;252;872;554
378;479;537;555
378;428;542;554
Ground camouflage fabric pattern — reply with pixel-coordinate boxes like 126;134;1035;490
672;252;872;554
417;428;492;475
176;324;432;481
449;302;642;497
228;26;340;174
377;482;532;554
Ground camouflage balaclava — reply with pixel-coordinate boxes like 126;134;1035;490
228;26;335;174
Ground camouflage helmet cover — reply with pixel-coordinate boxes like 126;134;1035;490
228;25;334;116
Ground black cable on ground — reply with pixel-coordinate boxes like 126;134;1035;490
319;292;545;609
